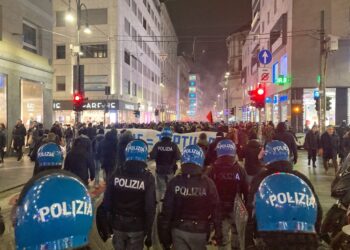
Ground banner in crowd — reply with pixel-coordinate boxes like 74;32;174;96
117;129;218;152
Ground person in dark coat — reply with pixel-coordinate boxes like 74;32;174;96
197;132;209;154
64;137;95;185
320;125;340;174
204;131;225;167
64;124;74;152
12;119;27;161
304;125;320;168
342;130;350;161
86;123;97;141
273;122;298;164
242;132;263;184
98;129;118;181
117;130;133;168
0;123;6;165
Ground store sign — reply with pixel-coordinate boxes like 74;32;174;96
279;95;288;102
53;100;118;111
119;100;137;111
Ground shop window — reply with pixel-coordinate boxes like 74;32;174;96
56;45;66;59
23;21;39;54
124;50;130;65
0;75;7;125
124;18;130;35
21;79;43;126
56;11;65;27
56;76;66;91
80;44;107;58
84;75;108;92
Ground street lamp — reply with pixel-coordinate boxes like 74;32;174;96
66;0;92;124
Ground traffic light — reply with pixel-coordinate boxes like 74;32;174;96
315;99;320;111
73;92;84;111
230;107;236;116
326;97;332;111
255;84;265;109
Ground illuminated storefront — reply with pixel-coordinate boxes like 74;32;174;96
0;75;7;125
21;79;44;127
53;99;139;124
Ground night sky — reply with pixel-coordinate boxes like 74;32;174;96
165;0;251;110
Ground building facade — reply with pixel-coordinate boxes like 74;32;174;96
177;55;190;120
226;24;250;122
242;0;350;131
0;0;53;142
52;0;175;124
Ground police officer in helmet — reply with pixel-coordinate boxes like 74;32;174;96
246;140;322;250
15;170;94;250
158;144;222;250
32;142;63;176
100;139;156;249
207;139;248;250
150;127;181;202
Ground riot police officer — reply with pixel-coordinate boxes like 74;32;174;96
15;170;94;250
150;127;181;201
32;142;63;176
207;139;248;250
246;140;322;250
101;139;156;250
158;144;222;250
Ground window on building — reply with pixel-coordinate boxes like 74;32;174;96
23;21;38;54
274;0;277;14
138;60;142;73
143;18;147;30
123;79;131;95
132;27;137;41
267;11;270;24
132;1;137;15
138;36;142;48
262;21;265;33
56;76;66;91
143;0;147;6
124;18;130;35
147;3;151;13
124;50;130;65
133;83;137;96
56;45;66;59
138;9;142;23
84;75;108;92
80;44;107;58
125;0;130;6
131;55;137;70
280;54;288;76
81;8;108;25
272;61;279;83
137;85;142;98
56;11;65;27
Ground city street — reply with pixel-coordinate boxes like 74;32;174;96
0;150;336;249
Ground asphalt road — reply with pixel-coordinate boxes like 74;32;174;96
0;150;336;249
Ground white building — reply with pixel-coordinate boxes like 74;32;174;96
0;0;53;141
242;0;350;130
52;0;175;124
226;24;250;122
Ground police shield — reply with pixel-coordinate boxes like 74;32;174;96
234;194;248;250
96;204;112;242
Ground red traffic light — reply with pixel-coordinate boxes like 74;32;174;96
257;88;264;96
73;93;83;102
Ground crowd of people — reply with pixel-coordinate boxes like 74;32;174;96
2;119;350;249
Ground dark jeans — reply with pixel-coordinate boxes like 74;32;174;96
14;145;23;160
0;148;4;162
112;230;144;250
172;228;207;250
308;149;317;164
323;156;338;173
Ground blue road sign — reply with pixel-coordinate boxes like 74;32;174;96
258;49;272;65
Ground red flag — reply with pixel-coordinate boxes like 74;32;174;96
206;111;213;123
